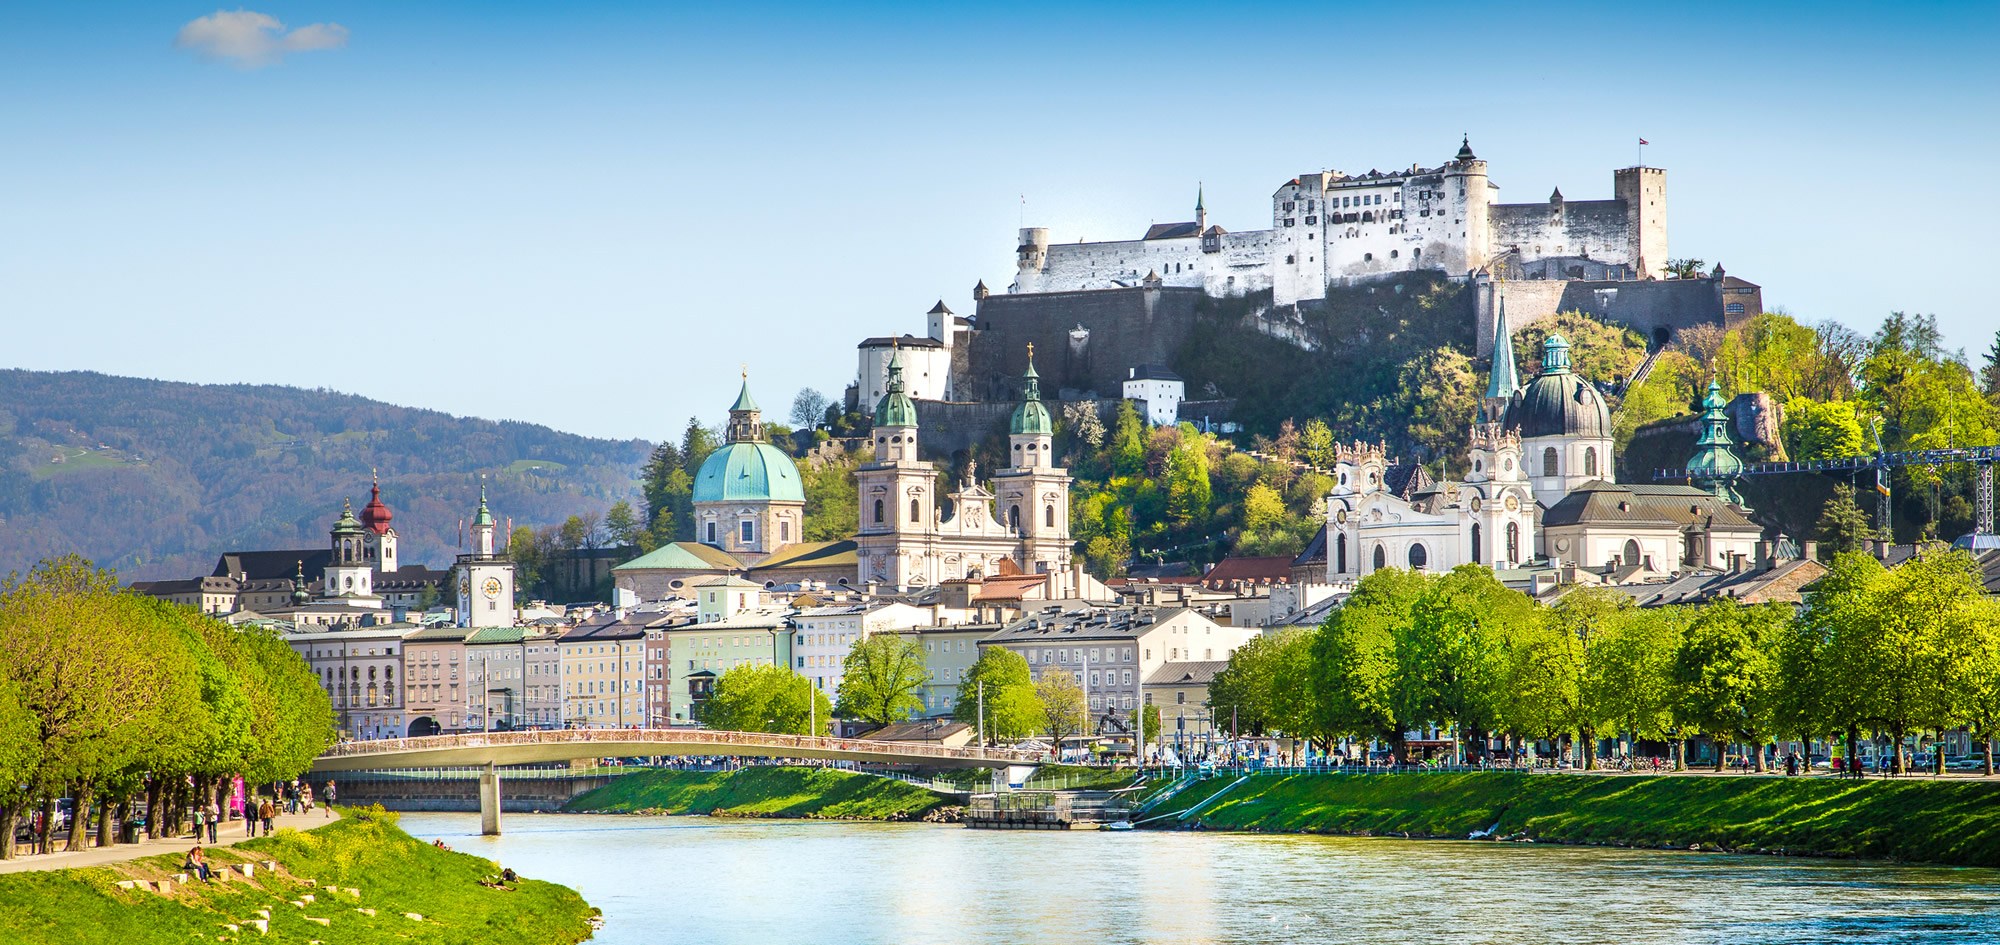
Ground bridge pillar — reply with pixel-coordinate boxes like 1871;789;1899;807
993;764;1036;792
478;762;502;836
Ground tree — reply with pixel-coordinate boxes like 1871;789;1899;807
1815;483;1876;557
1982;329;2000;404
1035;670;1087;756
1832;550;1985;773
1241;483;1286;534
835;634;928;725
1299;419;1335;470
798;455;859;542
1664;258;1707;279
1780;398;1866;462
1110;401;1146;476
1393;566;1531;762
604;500;645;550
790;389;830;430
953;648;1042;741
1590;606;1687;761
1313;568;1427;759
1163;432;1213;530
703;664;830;735
1670;599;1782;771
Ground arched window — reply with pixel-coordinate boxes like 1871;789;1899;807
1623;539;1642;566
1009;505;1021;529
1372;544;1386;571
910;498;921;524
1507;522;1521;563
1543;447;1559;477
1407;543;1428;569
1471;523;1483;564
873;499;884;524
1336;534;1348;573
1585;447;1599;478
1045;505;1056;528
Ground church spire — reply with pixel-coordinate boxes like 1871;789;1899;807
873;345;918;429
1485;298;1519;403
1195;183;1207;230
727;368;766;443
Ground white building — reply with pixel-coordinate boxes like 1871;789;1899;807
791;600;930;695
1122;364;1185;427
285;624;416;740
982;605;1260;727
455;484;517;628
856;300;965;408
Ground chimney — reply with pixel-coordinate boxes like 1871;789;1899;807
1754;541;1772;571
1801;540;1819;563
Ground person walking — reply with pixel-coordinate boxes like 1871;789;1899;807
205;799;220;844
323;779;336;817
243;796;256;838
260;797;275;835
190;803;205;841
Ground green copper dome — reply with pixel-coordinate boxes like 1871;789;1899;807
873;350;918;429
472;482;495;528
693;442;805;503
1009;352;1053;436
1686;379;1747;504
729;379;760;413
332;498;364;535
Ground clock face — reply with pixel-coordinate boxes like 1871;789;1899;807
1505;495;1520;511
482;577;502;599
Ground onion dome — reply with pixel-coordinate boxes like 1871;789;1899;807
291;560;311;605
1505;333;1612;439
331;498;365;535
360;473;393;535
472;482;496;528
1456;135;1477;162
1686;379;1747;504
1009;345;1053;436
698;379;805;504
873;348;919;429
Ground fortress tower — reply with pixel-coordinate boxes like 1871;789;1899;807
1614;166;1668;280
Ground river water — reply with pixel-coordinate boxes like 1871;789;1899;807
398;812;2000;944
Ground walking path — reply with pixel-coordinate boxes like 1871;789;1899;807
0;809;335;876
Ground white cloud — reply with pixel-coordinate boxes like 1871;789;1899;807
175;10;349;68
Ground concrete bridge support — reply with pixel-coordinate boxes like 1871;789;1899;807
478;762;502;836
993;764;1036;792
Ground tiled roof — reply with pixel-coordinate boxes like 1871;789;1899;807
1542;482;1758;530
989;605;1197;642
1200;555;1294;588
748;540;857;571
1142;221;1201;240
212;549;329;580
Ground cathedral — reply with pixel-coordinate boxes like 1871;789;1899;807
854;346;1073;587
1325;306;1761;582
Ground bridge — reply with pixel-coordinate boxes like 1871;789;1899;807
311;729;1044;834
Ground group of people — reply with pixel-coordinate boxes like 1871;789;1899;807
182;780;337;882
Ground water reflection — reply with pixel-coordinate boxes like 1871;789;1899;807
397;813;2000;945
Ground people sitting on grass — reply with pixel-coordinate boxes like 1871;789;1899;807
184;845;211;882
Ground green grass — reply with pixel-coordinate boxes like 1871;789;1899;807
1159;772;2000;866
33;448;131;479
504;459;568;474
1024;764;1140;790
0;807;596;945
565;766;951;820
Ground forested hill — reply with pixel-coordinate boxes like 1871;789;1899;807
0;370;651;581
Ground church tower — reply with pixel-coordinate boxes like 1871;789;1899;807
359;471;398;574
456;482;516;628
855;348;938;587
993;345;1072;573
324;499;378;604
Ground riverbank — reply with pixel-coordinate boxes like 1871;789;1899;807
0;807;597;944
1143;772;2000;866
564;767;955;820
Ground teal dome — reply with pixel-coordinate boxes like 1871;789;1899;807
874;350;918;429
1009;355;1053;436
693;442;804;504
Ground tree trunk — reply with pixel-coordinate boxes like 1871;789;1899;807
1715;740;1728;772
144;779;163;840
1752;740;1766;774
95;796;113;848
1985;736;1995;777
65;782;93;852
0;804;16;860
1846;727;1862;779
37;797;55;855
1674;739;1686;772
1892;732;1907;776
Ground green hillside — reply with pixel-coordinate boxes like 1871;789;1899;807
0;370;651;581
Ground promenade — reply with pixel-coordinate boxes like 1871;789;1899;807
0;810;334;876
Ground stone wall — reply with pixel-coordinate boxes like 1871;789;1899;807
1475;275;1755;356
963;286;1206;401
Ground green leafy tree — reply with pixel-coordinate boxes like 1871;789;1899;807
1109;401;1146;477
953;647;1042;741
1780;398;1866;462
1299;418;1335;470
798;454;860;541
836;634;929;725
1312;568;1428;758
1163;431;1212;530
1835;550;1985;773
1814;483;1876;557
1981;329;2000;404
1591;606;1688;761
1664;258;1707;279
1035;670;1087;754
704;663;830;735
1670;599;1783;771
604;500;646;550
1393;566;1532;762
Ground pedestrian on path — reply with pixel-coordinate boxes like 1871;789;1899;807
190;805;205;841
205;801;220;844
324;780;336;817
260;798;275;835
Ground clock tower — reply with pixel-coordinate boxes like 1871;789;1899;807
455;482;516;628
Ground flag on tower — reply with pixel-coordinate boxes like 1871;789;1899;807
1639;138;1649;145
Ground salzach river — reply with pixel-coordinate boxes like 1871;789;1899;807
399;812;2000;944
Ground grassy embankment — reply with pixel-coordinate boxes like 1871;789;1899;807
0;807;597;945
1141;772;2000;866
565;766;951;820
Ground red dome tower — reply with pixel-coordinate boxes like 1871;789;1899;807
360;472;394;535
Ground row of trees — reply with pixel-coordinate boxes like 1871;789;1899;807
1207;550;2000;774
696;633;1154;753
0;556;334;858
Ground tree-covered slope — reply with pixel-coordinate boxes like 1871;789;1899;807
0;370;651;580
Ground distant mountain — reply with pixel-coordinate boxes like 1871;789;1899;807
0;370;652;581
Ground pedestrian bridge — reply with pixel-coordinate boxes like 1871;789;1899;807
311;729;1043;834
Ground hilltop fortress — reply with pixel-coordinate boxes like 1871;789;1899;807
1011;137;1666;307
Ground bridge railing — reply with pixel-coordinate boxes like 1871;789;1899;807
317;727;1044;765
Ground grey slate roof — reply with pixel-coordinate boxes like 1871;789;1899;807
989;605;1193;642
1542;481;1758;530
1143;660;1231;686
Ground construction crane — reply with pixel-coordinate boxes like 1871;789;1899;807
1654;437;2000;548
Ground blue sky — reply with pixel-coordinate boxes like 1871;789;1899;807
3;2;1996;441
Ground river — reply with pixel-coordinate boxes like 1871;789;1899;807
397;812;2000;944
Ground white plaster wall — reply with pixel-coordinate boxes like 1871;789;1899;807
859;343;951;405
